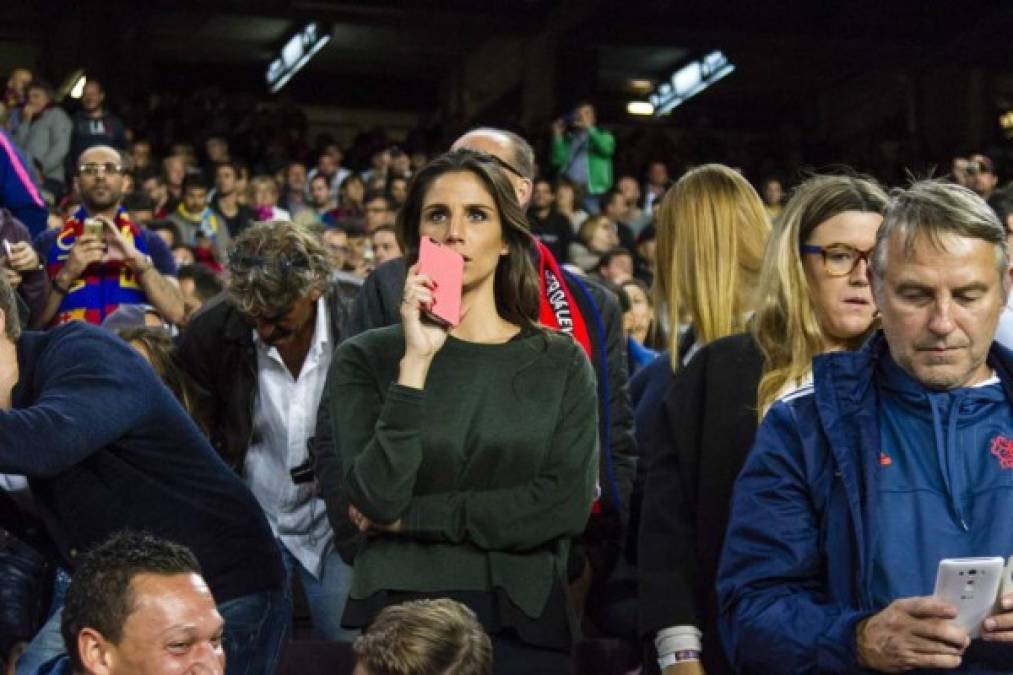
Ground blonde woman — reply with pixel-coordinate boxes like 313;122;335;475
568;214;618;272
653;164;769;369
638;174;887;675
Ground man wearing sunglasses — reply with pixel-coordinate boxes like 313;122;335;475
176;220;362;643
33;145;182;327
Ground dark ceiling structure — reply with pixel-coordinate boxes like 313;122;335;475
4;1;1013;176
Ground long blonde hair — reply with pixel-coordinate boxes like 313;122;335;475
752;174;888;417
654;164;769;371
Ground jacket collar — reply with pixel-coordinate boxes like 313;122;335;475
812;331;1013;608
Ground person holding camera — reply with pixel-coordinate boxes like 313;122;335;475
550;102;615;215
33;145;182;328
176;219;362;642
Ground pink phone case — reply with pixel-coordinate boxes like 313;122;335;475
417;236;463;327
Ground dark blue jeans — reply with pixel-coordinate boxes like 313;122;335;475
218;589;291;675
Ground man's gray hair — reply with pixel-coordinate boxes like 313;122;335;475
871;180;1008;282
0;273;21;341
226;220;332;318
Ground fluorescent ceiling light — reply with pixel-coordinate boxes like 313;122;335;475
267;22;331;94
627;101;655;116
70;75;87;99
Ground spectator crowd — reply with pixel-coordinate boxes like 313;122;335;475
3;64;1013;675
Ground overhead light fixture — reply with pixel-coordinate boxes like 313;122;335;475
69;74;87;99
266;22;331;93
628;79;653;93
627;101;655;116
648;50;735;116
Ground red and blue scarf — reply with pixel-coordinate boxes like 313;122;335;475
45;207;150;326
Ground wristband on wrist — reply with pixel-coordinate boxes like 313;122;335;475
658;650;702;668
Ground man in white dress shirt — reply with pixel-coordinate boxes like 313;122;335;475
177;219;361;641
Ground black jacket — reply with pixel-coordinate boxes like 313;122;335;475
637;332;763;675
176;280;359;471
332;258;636;564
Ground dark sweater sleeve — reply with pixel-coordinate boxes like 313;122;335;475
344;259;403;338
402;349;599;552
0;331;151;477
638;349;708;638
328;340;425;524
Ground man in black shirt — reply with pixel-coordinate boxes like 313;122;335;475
212;161;253;237
527;178;573;263
68;80;126;170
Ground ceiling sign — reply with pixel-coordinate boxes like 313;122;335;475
648;51;735;116
267;22;331;93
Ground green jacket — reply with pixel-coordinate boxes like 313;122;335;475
327;325;598;628
550;126;616;196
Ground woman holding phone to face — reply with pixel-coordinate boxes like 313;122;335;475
326;149;598;673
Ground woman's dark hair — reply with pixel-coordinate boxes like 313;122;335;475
116;327;209;435
396;148;541;331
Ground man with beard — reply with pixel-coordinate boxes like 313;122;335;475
34;145;182;327
176;221;362;643
211;160;253;238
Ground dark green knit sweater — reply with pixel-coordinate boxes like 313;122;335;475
327;324;599;619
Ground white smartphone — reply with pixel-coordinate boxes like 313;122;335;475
933;557;1005;639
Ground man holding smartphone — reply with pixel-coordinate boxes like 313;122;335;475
33;145;182;327
718;180;1013;673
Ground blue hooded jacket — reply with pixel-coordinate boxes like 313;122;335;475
717;333;1013;674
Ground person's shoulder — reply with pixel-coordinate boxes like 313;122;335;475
181;293;238;340
368;257;407;287
37;321;133;365
339;323;404;359
535;330;594;372
690;332;763;372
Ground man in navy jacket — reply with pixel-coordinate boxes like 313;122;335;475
718;181;1013;673
0;275;288;675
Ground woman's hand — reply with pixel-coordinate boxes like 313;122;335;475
398;264;449;389
348;505;402;535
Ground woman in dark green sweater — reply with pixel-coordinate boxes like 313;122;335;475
326;149;599;673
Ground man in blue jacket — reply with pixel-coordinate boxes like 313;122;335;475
718;180;1013;673
0;274;289;675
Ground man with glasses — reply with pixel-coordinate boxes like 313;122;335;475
33;145;182;327
176;220;362;643
718;181;1013;673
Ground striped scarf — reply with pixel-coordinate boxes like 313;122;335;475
45;207;150;326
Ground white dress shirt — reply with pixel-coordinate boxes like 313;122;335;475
244;297;334;578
